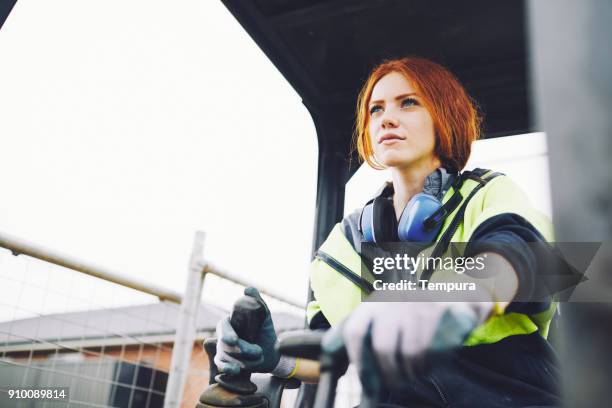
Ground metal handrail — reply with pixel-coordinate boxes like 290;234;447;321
0;231;305;308
202;261;305;309
0;231;183;303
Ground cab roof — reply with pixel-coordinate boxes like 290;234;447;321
222;0;533;158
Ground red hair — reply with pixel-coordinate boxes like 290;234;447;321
354;57;481;172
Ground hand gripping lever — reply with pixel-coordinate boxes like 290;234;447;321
197;294;267;408
215;294;267;394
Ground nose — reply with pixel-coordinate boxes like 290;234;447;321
381;113;399;129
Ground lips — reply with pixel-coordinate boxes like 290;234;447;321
378;133;405;144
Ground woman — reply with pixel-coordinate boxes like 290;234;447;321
214;57;559;407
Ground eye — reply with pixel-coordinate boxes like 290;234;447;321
369;104;383;115
400;97;419;108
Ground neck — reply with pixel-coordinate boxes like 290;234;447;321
390;159;441;219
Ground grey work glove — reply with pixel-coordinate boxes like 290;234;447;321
326;295;493;391
213;287;296;377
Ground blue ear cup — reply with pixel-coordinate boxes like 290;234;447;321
371;194;399;242
360;184;399;243
397;193;443;242
360;181;461;243
360;203;375;243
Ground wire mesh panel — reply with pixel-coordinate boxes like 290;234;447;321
0;247;187;408
0;243;308;408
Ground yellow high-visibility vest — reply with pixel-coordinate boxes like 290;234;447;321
308;173;556;346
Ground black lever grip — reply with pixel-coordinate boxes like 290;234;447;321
229;294;267;343
276;330;324;361
215;292;268;395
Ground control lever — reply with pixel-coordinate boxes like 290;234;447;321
197;293;267;408
216;294;267;394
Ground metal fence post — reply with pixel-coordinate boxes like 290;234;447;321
164;231;206;408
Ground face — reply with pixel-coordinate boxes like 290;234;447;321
368;72;439;170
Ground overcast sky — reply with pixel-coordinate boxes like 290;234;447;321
0;0;319;315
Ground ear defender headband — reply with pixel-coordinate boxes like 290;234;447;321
359;176;464;243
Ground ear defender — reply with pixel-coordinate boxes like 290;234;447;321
359;179;463;244
372;193;400;242
360;184;399;243
396;193;444;242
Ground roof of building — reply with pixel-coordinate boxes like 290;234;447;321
0;302;304;352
